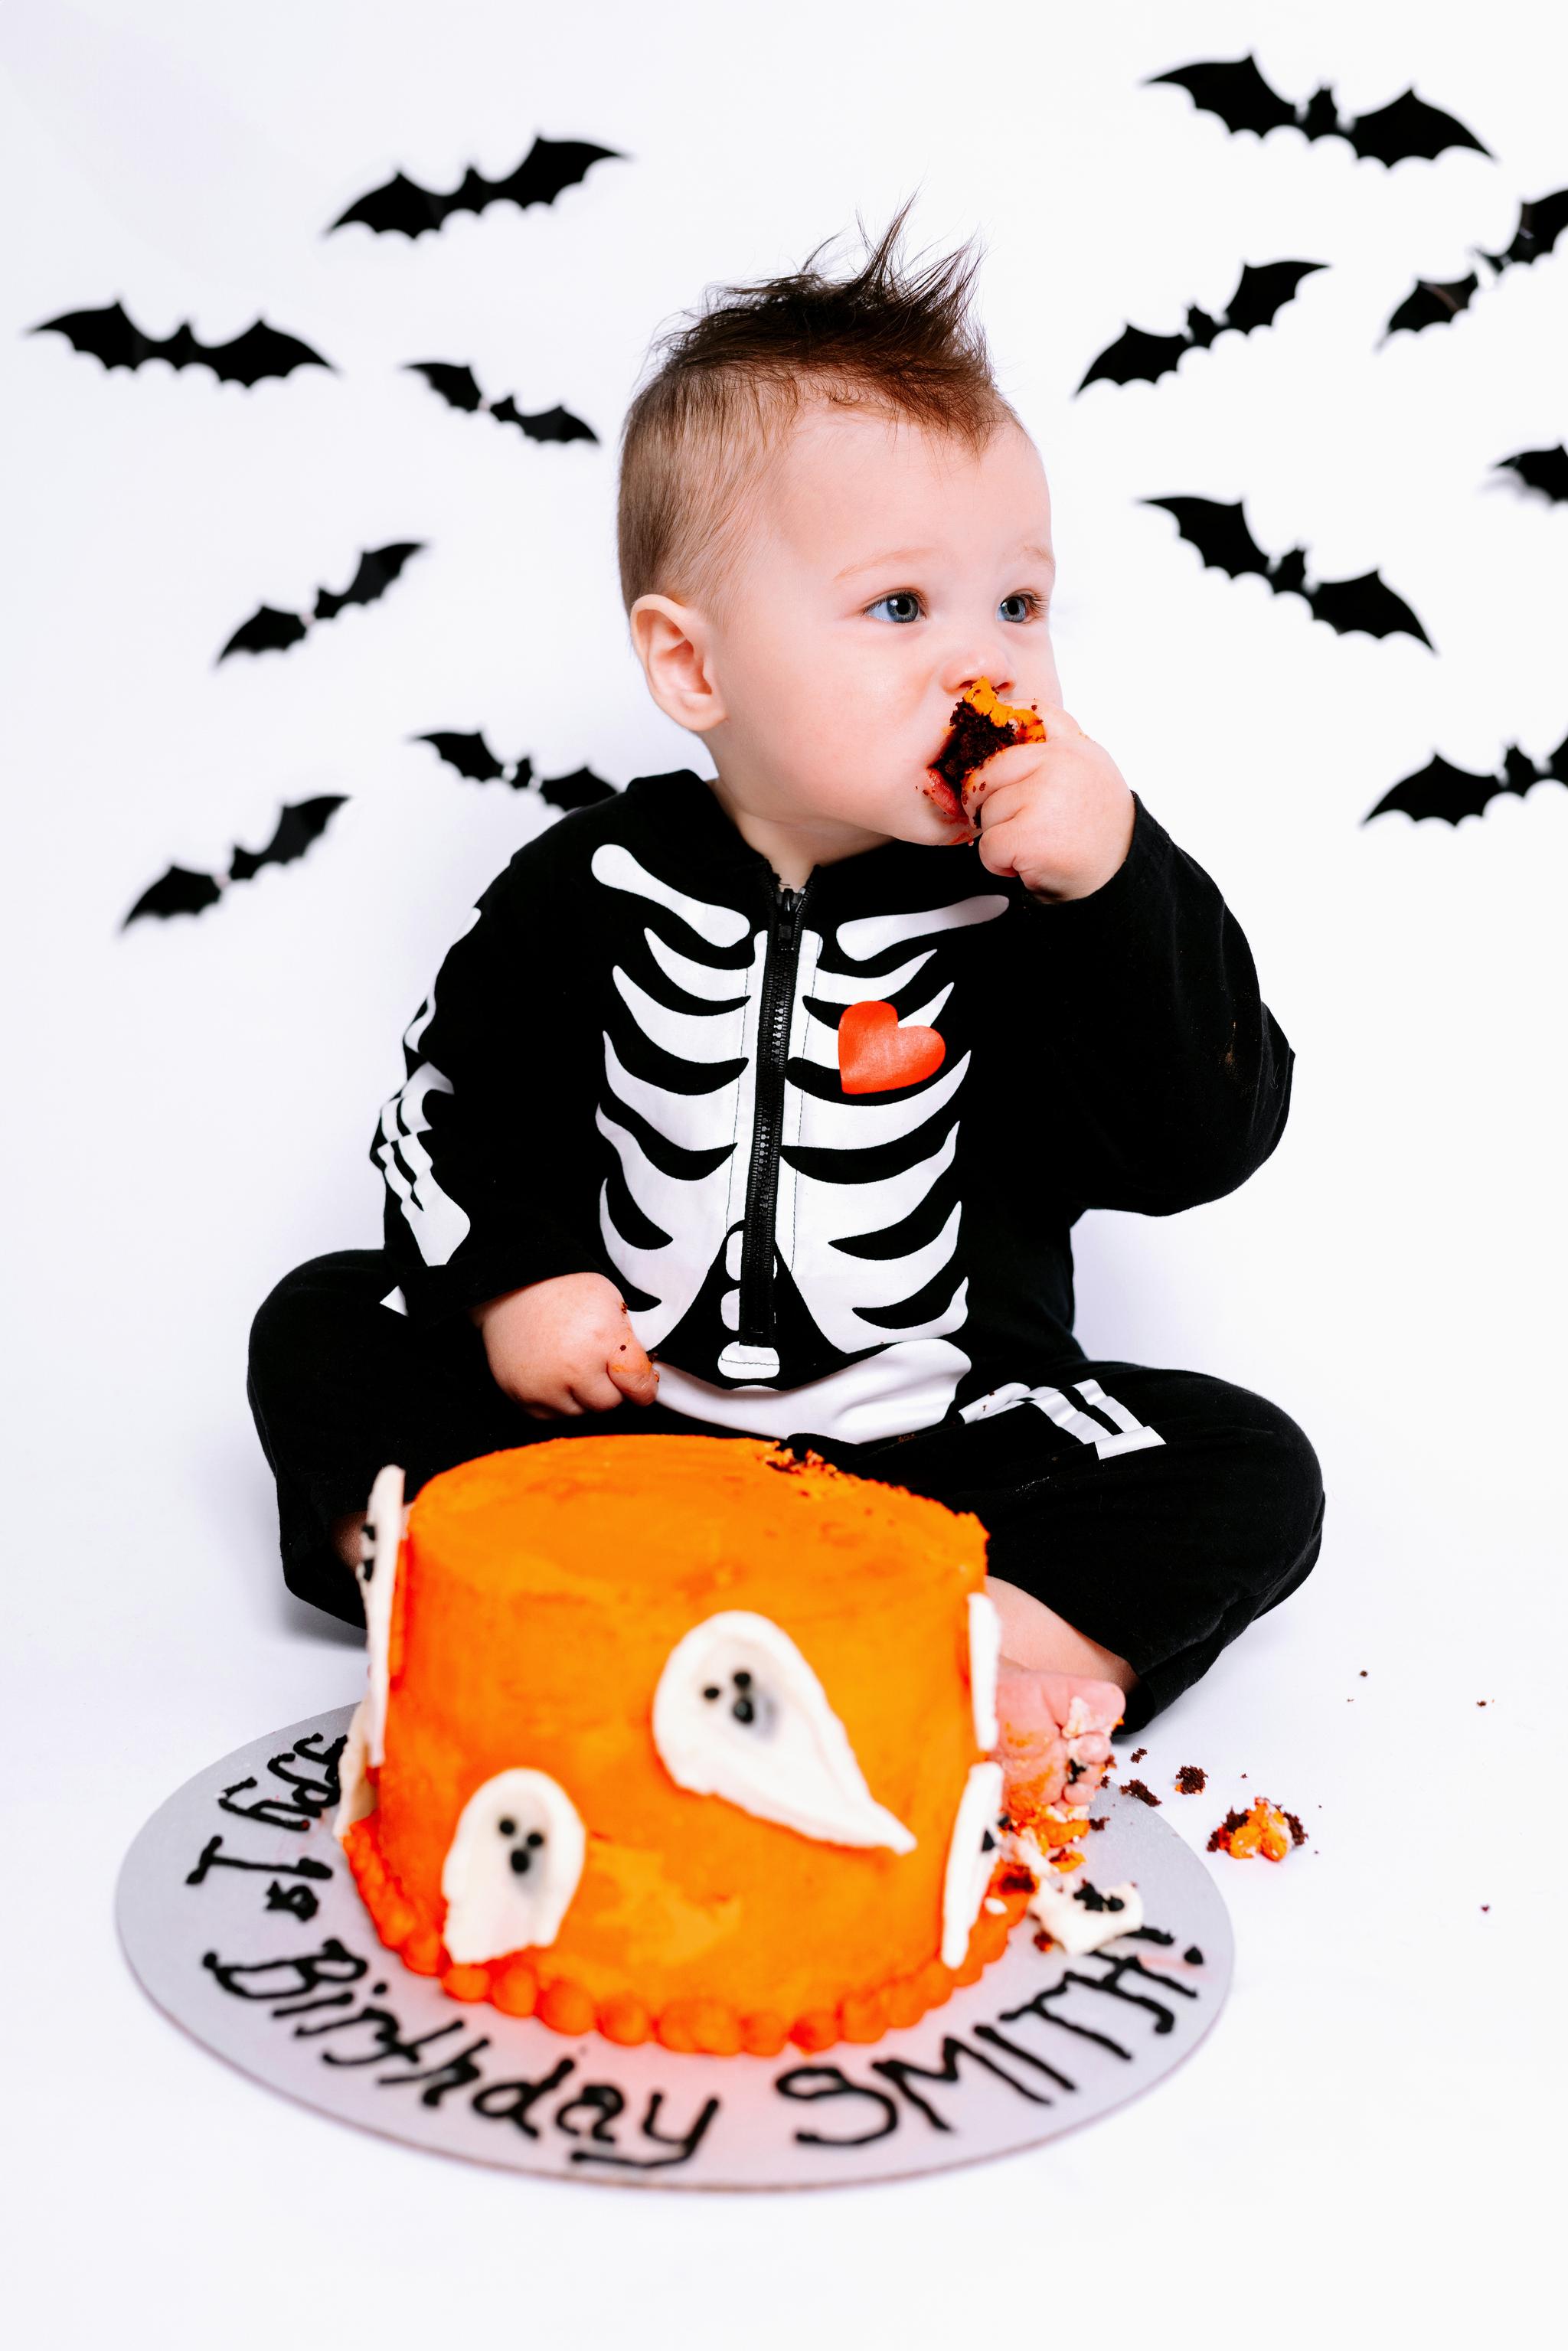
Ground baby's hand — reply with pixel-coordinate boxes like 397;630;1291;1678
472;1272;659;1419
962;705;1135;901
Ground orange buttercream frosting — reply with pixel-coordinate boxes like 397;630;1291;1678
341;1435;1019;2052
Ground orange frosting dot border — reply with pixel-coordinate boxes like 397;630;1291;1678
340;1813;1031;2056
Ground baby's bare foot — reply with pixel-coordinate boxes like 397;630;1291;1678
995;1666;1123;1821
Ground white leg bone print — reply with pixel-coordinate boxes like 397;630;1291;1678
959;1379;1166;1458
590;845;1010;1440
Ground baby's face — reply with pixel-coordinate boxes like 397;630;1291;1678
704;404;1060;848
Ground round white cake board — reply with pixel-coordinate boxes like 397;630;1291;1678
118;1705;1233;2188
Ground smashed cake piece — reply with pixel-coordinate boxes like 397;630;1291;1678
1207;1798;1306;1862
926;676;1047;827
1174;1765;1207;1794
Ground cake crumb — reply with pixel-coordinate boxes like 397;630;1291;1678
1174;1765;1207;1794
1120;1778;1161;1807
1481;1904;1490;1913
1208;1798;1297;1862
1359;1669;1367;1677
1130;1747;1147;1763
1089;1815;1108;1832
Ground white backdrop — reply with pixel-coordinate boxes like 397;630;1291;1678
2;2;1563;2343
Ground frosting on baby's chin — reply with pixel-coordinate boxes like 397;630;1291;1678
652;1609;916;1854
439;1767;587;1965
941;1761;1005;1968
967;1592;1001;1750
356;1462;407;1768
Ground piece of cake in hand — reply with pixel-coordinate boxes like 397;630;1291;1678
333;1435;1037;2055
926;675;1048;831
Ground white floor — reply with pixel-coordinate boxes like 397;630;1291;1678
4;1;1564;2343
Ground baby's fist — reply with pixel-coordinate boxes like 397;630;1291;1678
473;1272;658;1419
964;706;1134;901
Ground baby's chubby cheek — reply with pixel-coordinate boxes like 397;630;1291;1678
717;618;942;836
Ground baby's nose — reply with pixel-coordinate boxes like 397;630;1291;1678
947;660;1016;701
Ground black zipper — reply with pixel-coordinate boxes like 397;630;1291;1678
737;879;810;1345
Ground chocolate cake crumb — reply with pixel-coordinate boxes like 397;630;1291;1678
1130;1747;1147;1763
1283;1810;1307;1847
1089;1816;1108;1831
1184;1945;1204;1965
1481;1905;1490;1913
1476;1699;1488;1707
1207;1808;1249;1853
1121;1778;1161;1807
931;697;1021;794
1359;1669;1368;1677
1174;1765;1207;1794
1033;1928;1055;1951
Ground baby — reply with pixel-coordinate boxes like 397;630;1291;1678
249;216;1322;1810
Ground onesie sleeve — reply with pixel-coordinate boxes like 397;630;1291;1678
1008;794;1294;1215
371;838;609;1319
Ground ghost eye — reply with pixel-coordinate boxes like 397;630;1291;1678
652;1610;915;1853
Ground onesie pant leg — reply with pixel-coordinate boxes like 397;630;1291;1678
247;1250;738;1626
795;1361;1324;1734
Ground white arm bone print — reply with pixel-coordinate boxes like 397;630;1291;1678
374;906;479;1269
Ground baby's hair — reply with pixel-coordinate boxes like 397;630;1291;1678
616;200;1016;612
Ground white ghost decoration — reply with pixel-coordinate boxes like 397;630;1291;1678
355;1463;407;1766
941;1760;1005;1967
332;1697;375;1843
652;1610;916;1854
967;1592;1001;1750
439;1768;587;1966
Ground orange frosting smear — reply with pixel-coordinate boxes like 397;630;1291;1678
962;677;1048;745
361;1435;1008;2046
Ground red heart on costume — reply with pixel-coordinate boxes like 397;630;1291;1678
838;1000;946;1096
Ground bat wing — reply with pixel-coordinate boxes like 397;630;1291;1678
1496;446;1568;502
406;361;485;411
1142;496;1273;580
1364;754;1507;824
487;397;599;443
1307;570;1431;646
122;864;224;926
496;136;624;211
31;300;149;370
413;730;507;782
1145;55;1297;138
1223;260;1327;332
1481;186;1568;271
228;796;347;883
218;605;309;661
196;318;331;385
1076;324;1191;391
1382;273;1478;339
313;542;423;622
331;171;443;237
1346;88;1490;165
537;765;616;810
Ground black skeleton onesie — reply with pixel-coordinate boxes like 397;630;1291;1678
249;769;1323;1728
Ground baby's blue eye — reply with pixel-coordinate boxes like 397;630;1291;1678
867;592;923;624
999;593;1039;624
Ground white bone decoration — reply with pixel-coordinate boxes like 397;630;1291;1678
966;1592;1002;1750
439;1768;588;1965
941;1760;1005;1967
356;1463;407;1766
652;1609;916;1853
332;1699;374;1843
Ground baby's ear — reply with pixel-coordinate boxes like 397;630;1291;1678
629;594;725;733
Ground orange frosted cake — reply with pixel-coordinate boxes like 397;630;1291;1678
334;1435;1037;2055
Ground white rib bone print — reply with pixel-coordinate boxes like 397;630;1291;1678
591;845;1008;1433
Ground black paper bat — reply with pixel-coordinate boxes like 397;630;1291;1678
331;136;624;237
1495;445;1568;504
1364;735;1568;825
122;797;348;926
1142;498;1432;645
1077;261;1326;392
406;362;596;444
413;731;616;810
1145;55;1489;164
29;300;330;386
219;544;423;661
1383;188;1568;338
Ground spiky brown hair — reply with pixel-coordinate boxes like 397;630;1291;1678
616;202;1014;612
